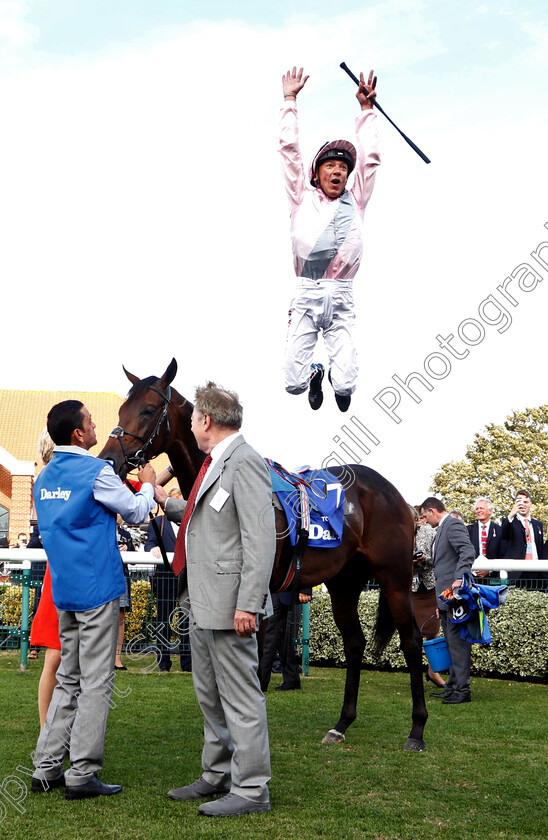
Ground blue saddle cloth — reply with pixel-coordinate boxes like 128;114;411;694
265;461;345;549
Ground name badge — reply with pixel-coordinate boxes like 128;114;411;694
210;488;230;512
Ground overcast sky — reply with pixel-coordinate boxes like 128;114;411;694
1;0;547;502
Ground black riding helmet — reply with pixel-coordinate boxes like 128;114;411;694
309;139;357;186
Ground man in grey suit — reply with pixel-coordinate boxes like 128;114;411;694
155;382;276;817
420;497;476;705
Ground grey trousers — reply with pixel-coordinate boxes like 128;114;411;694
190;619;271;804
33;598;119;786
440;609;471;693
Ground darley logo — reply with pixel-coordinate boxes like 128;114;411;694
40;487;72;501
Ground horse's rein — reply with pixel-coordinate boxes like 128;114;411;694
107;383;173;571
124;479;172;572
108;384;172;471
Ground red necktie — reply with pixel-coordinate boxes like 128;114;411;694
481;524;487;556
524;518;533;560
172;455;212;576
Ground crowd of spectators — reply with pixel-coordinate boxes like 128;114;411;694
446;491;547;590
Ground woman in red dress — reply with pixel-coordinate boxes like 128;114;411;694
29;430;61;728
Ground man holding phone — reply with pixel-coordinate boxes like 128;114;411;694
501;490;546;589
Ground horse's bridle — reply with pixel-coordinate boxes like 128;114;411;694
108;384;172;472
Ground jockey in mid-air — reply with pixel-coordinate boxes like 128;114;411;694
280;65;380;412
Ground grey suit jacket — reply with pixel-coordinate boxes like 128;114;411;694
432;515;475;608
165;435;276;630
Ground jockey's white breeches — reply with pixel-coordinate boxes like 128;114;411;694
284;280;358;397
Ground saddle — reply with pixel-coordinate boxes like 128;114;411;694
265;460;345;549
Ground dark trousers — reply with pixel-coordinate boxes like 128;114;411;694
259;594;300;690
151;569;191;671
440;609;471;693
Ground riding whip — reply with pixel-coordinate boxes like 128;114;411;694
340;62;431;164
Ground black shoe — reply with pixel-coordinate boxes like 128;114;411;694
271;663;282;674
443;691;471;705
275;682;301;691
308;364;324;410
327;370;351;412
114;665;127;671
31;773;65;793
429;686;454;699
65;776;122;800
334;392;351;412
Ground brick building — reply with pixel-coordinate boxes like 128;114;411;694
0;390;171;545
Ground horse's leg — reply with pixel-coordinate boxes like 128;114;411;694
377;585;428;751
322;571;365;744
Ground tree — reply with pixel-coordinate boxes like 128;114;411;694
430;406;548;524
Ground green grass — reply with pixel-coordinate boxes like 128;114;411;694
0;652;546;840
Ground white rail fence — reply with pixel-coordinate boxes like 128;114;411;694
1;551;546;671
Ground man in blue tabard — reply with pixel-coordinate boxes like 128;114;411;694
30;400;156;800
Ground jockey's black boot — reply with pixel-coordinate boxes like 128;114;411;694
308;363;324;410
327;369;351;412
334;392;351;412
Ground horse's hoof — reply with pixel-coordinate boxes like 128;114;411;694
403;737;425;752
322;729;345;744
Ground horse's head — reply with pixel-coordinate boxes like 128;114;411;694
98;358;180;479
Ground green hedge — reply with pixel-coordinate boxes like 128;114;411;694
124;578;157;643
3;580;547;680
0;579;160;647
309;590;548;680
0;584;35;627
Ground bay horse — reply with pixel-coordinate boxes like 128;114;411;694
99;359;427;751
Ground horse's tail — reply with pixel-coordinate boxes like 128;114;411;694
372;591;396;656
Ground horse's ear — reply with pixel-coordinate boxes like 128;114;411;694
123;365;140;385
160;358;178;388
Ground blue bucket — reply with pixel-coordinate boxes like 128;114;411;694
423;637;451;672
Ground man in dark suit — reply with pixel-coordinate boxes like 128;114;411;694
259;589;312;692
155;382;276;817
500;490;547;590
466;497;503;579
420;497;476;704
145;487;191;673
